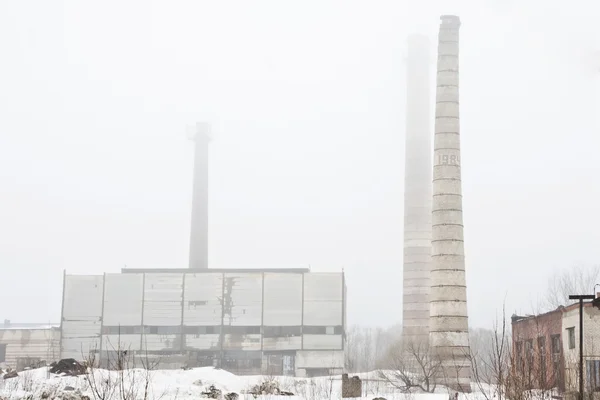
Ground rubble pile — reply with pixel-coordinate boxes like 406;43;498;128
49;359;86;376
201;384;223;399
2;370;18;380
248;379;293;396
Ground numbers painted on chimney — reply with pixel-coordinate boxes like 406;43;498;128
438;154;460;166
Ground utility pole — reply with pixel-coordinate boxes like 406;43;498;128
569;294;595;400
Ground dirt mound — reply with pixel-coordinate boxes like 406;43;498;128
49;359;86;376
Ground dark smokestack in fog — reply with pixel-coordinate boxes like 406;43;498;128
402;34;432;347
189;122;210;269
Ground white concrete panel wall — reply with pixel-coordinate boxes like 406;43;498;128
263;273;302;326
102;334;141;352
295;350;344;368
143;274;183;326
183;273;223;326
103;273;143;326
61;320;102;360
302;335;343;350
222;334;261;350
402;33;433;345
0;329;60;368
185;334;220;350
429;15;471;391
63;275;104;319
61;275;104;360
303;273;343;326
141;335;180;351
223;273;262;326
262;337;302;351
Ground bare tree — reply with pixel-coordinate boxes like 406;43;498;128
469;305;512;400
344;325;361;372
378;339;440;393
85;346;117;400
85;329;164;400
545;264;600;310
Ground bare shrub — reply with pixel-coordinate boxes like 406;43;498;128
378;338;440;393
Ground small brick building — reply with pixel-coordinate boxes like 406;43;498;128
512;300;600;394
512;307;565;392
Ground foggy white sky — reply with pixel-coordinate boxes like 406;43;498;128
1;0;599;329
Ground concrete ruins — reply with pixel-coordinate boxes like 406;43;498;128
189;122;210;269
402;34;433;347
429;15;472;391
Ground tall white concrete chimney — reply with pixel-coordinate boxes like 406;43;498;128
402;34;432;347
429;15;472;392
189;122;210;269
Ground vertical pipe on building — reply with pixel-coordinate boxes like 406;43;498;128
402;34;433;346
189;122;210;269
579;299;584;400
429;15;472;392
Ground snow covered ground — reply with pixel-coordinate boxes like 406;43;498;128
0;367;502;400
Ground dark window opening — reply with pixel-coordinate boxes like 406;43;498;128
184;326;221;335
303;326;343;335
102;326;143;335
567;327;576;350
551;334;561;354
140;326;181;335
263;326;302;338
0;344;6;363
515;341;524;373
303;326;326;335
525;339;534;368
223;326;260;335
538;336;546;385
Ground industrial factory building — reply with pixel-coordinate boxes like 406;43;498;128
60;268;346;377
0;321;60;371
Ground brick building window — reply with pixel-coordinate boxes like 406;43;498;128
516;341;524;372
567;327;576;350
551;334;561;354
526;339;534;367
551;334;561;386
538;336;547;385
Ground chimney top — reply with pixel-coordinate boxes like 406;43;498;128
440;15;461;27
188;122;211;142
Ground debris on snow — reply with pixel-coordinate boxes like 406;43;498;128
3;370;18;380
247;378;294;396
49;359;86;376
201;384;222;399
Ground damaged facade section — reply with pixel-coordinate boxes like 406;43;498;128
59;268;346;377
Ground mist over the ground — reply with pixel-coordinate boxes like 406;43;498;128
1;0;599;329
